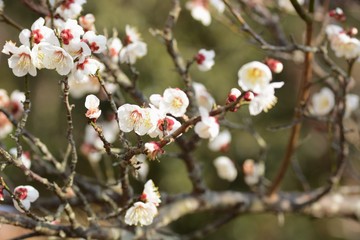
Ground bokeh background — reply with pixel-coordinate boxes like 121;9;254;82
0;0;360;239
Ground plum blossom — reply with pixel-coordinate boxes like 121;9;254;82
208;129;231;152
196;49;215;71
141;180;161;206
13;185;39;212
193;82;215;111
329;8;346;22
186;0;211;26
68;75;100;98
117;104;157;136
58;19;84;46
326;24;360;60
226;88;241;109
194;107;219;140
310;87;335;116
55;0;87;20
144;142;164;160
159;88;189;117
69;57;104;83
0;186;4;201
248;82;284;116
238;61;272;93
9;90;25;118
9;148;31;169
107;36;123;63
148;114;181;139
130;154;149;181
2;44;37;77
79;13;96;32
213;156;237;181
82;31;107;54
85;94;101;120
243;159;265;186
124;201;157;226
119;25;147;64
19;17;59;47
345;94;359;118
31;42;74;75
149;94;163;108
0;89;10;107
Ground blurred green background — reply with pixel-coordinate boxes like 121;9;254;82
1;0;360;239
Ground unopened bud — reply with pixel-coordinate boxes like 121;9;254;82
243;91;254;101
227;88;241;103
0;186;4;201
329;8;346;21
265;58;283;74
347;27;358;37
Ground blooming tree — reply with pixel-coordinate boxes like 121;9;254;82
0;0;359;239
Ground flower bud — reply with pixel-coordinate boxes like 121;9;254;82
347;27;358;37
265;58;283;74
0;186;4;201
243;91;254;101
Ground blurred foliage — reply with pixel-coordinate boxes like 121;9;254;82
0;0;360;239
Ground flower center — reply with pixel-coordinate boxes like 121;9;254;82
15;187;28;200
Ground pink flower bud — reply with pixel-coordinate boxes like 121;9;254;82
347;27;358;37
265;58;283;74
243;91;254;101
0;186;4;201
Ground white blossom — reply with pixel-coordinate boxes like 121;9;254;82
194;107;219;140
58;19;84;45
144;142;164;160
186;1;211;26
193;82;215;111
9;148;31;169
243;159;265;186
213;156;237;181
55;0;87;20
85;94;101;120
79;13;96;32
196;49;215;71
82;31;107;54
248;82;284;116
13;185;39;212
159;88;189;117
238;61;272;93
107;36;123;63
119;25;147;64
0;112;13;139
142;180;161;206
208;129;231;152
345;94;359;118
5;45;37;77
124;201;157;226
310;87;335;116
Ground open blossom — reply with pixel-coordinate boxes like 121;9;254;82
58;19;84;45
85;94;101;120
31;42;74;75
345;94;359;118
248;82;284;116
149;114;181;139
208;129;231;152
193;82;215;111
68;74;100;98
69;57;104;82
119;25;147;64
144;142;164;160
107;36;123;63
79;13;96;32
238;61;272;93
310;87;335;116
19;17;59;47
141;180;161;206
13;185;39;212
213;156;237;182
196;49;215;71
186;0;225;26
117;104;157;136
124;201;157;226
243;159;265;186
194;107;219;139
326;24;360;60
130;154;149;181
9;90;25;118
55;0;87;20
82;31;107;53
3;44;37;77
159;88;189;117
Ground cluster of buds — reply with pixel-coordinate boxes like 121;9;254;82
329;8;346;22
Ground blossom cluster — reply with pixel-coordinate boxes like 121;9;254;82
124;180;161;226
